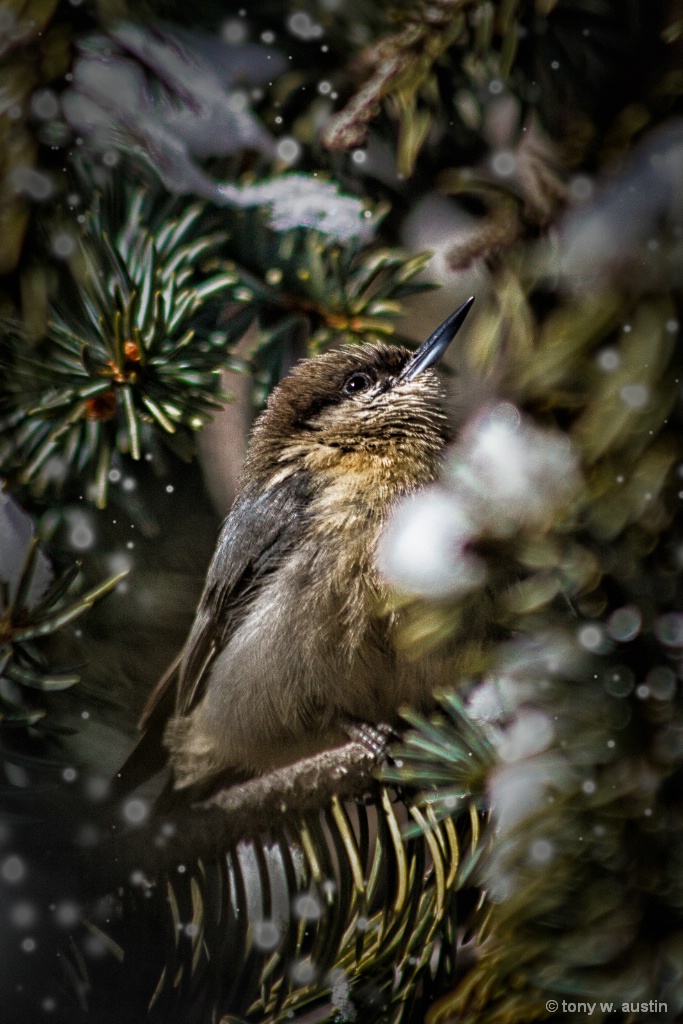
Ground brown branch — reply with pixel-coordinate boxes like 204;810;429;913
93;741;381;889
321;1;468;154
446;208;523;270
322;54;405;151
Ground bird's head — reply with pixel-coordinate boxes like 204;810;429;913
245;298;474;496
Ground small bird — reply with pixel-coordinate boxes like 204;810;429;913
118;298;475;797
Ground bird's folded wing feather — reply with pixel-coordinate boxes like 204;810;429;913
145;468;314;726
113;470;313;797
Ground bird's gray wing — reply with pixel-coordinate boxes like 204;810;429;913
109;470;313;799
146;469;314;725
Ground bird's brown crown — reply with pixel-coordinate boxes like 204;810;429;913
245;341;451;483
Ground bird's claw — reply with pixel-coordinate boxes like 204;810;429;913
345;721;394;760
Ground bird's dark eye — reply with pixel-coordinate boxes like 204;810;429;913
342;372;373;396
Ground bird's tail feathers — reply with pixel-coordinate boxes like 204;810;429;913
108;656;181;803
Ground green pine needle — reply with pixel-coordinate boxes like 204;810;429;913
1;189;234;507
0;539;126;723
381;692;495;832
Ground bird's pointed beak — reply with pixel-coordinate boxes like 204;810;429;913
397;296;475;383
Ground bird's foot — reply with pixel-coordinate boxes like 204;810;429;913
344;721;394;761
